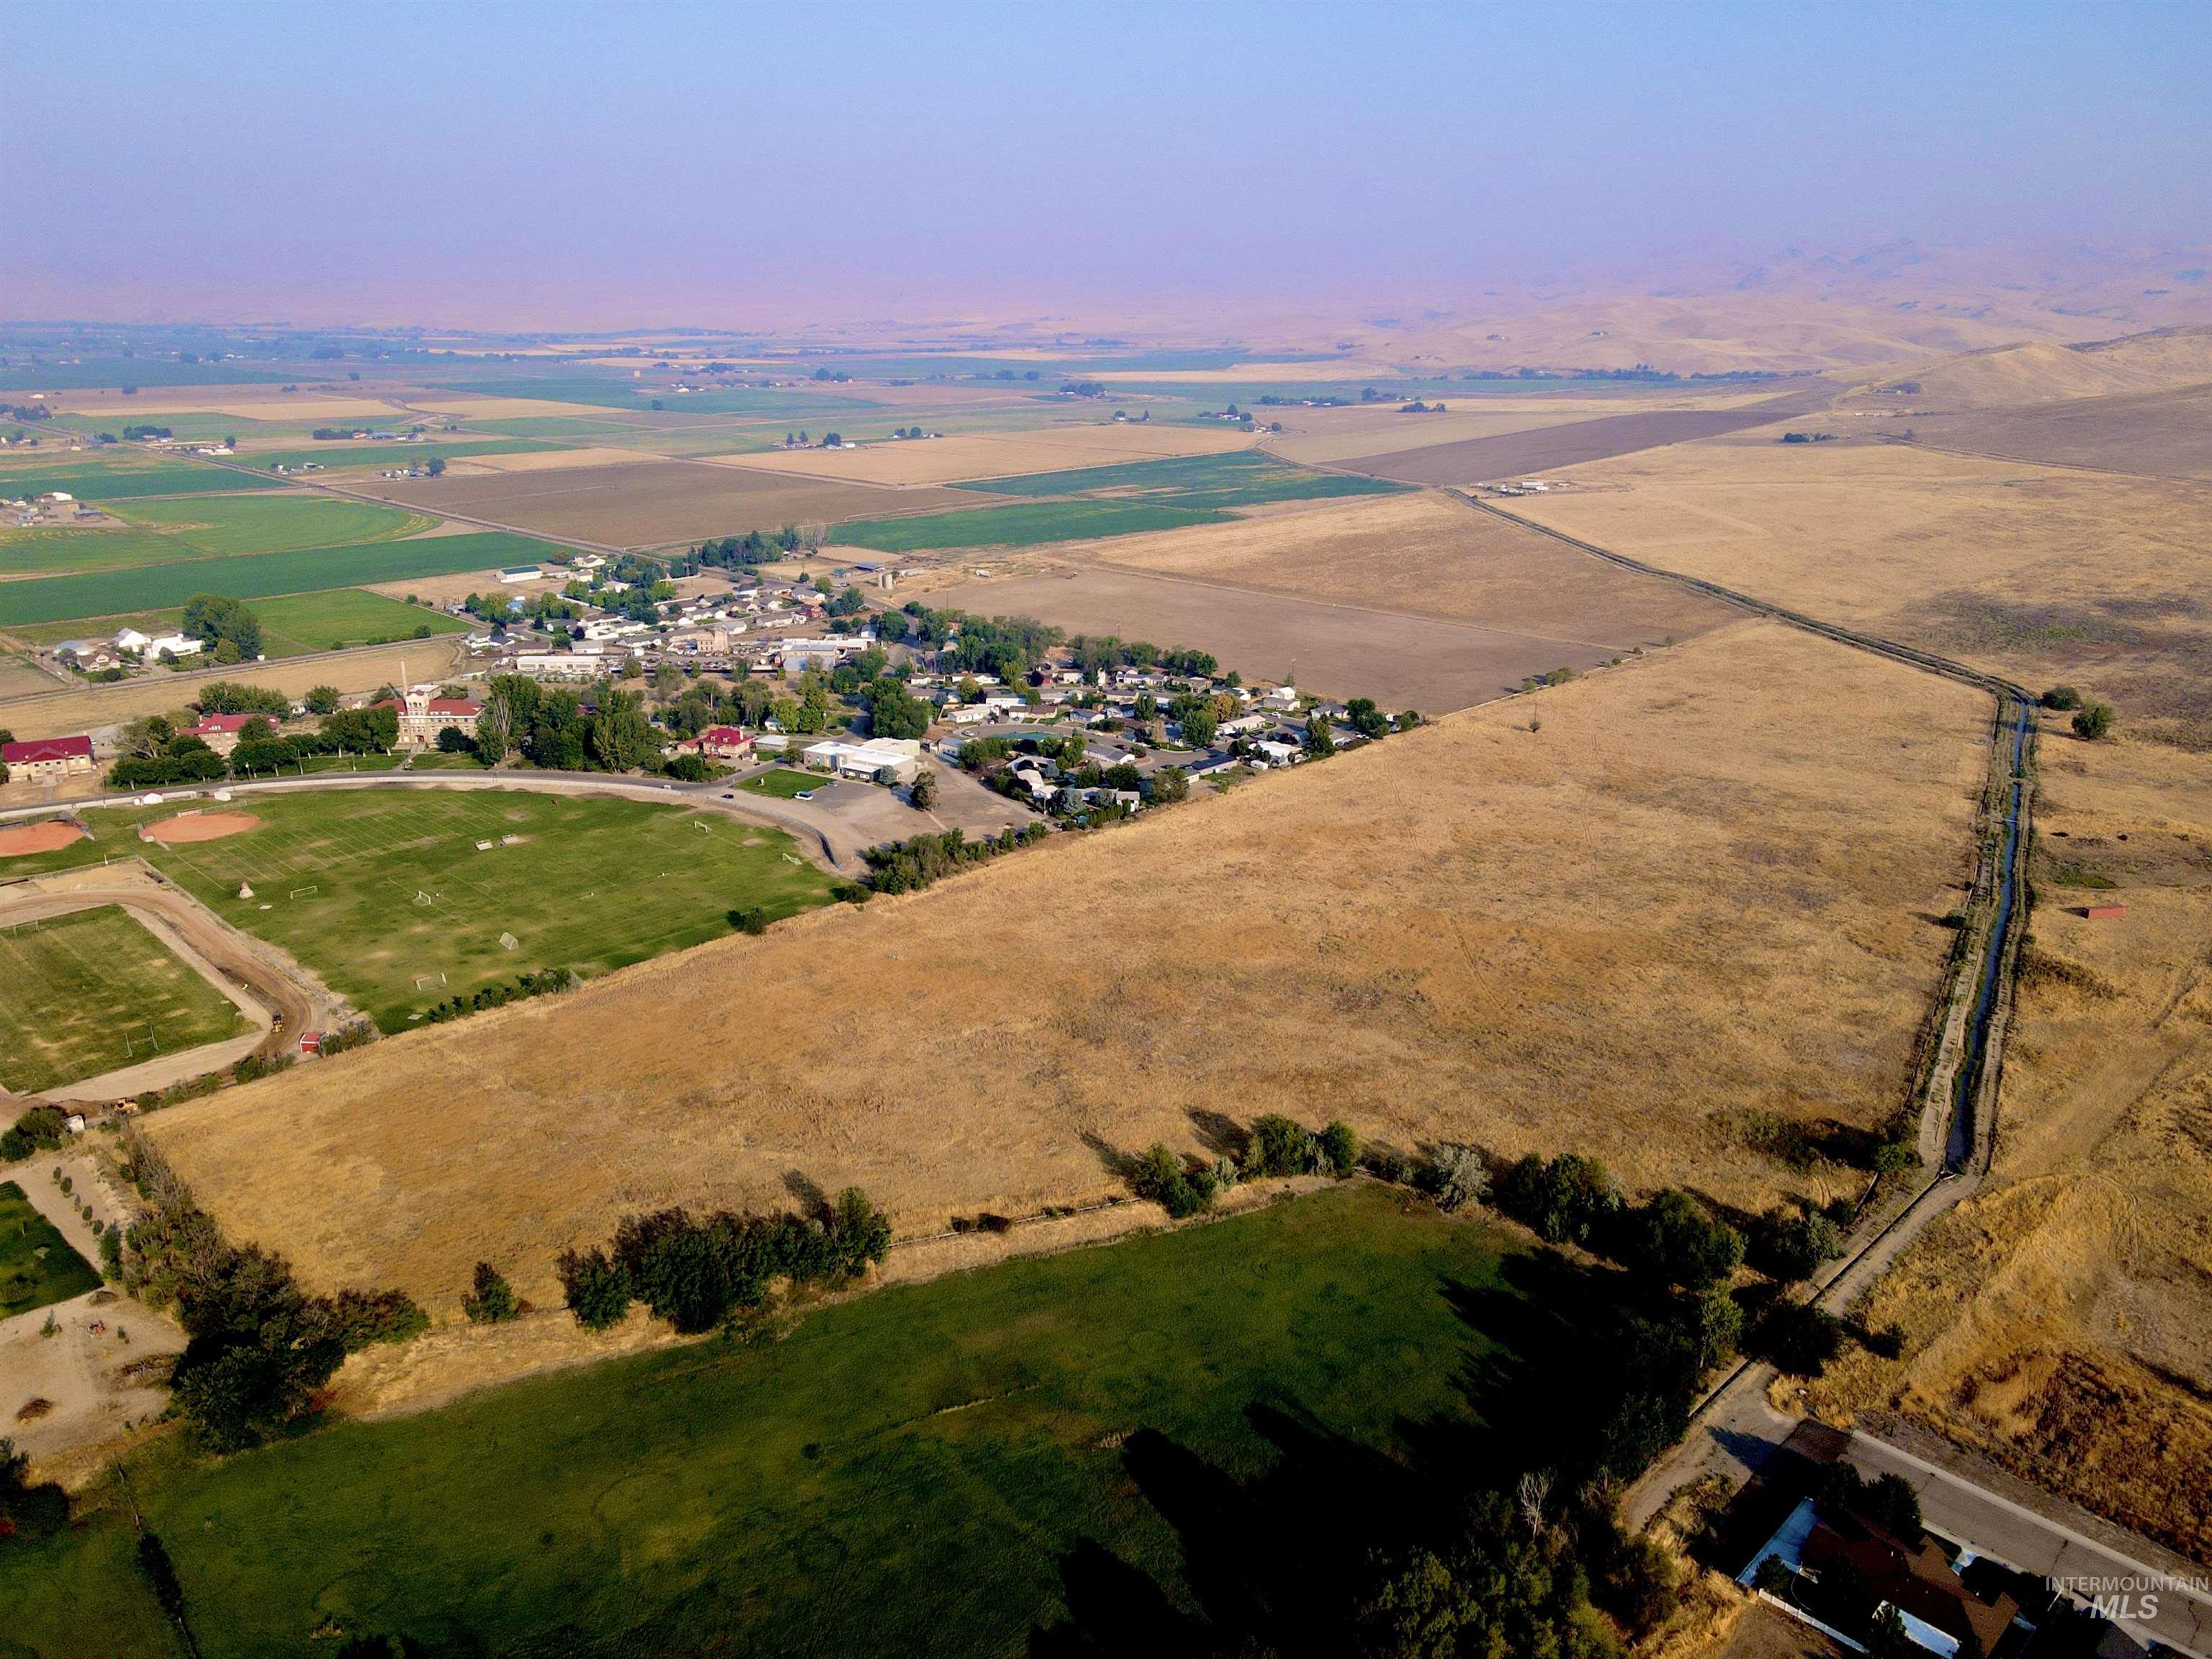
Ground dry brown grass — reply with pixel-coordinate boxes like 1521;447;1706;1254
436;446;644;475
1850;326;2212;409
354;457;969;547
1506;436;2212;745
1083;490;1735;644
148;619;1987;1317
1805;726;2212;1563
0;635;464;740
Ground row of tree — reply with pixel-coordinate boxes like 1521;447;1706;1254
558;1189;894;1335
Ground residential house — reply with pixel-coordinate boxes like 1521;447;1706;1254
673;726;754;761
146;633;204;660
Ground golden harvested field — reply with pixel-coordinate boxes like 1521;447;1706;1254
709;423;1255;485
0;635;464;739
1507;436;2212;745
355;457;968;547
1807;725;2212;1562
1898;384;2212;482
436;446;644;475
148;620;1988;1315
1084;489;1734;644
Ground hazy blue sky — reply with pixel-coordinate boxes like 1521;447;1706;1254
3;1;2206;325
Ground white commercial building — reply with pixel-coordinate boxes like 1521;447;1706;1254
801;737;925;783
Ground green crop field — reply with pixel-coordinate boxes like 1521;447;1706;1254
112;493;432;556
737;767;827;798
66;790;833;1031
960;449;1407;509
0;460;272;500
0;1184;1601;1659
0;530;567;628
0;526;187;577
0;1182;102;1320
835;498;1228;554
53;414;293;444
0;904;243;1094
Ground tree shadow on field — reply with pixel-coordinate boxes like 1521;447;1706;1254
1030;1249;1646;1658
781;1168;827;1220
1079;1130;1136;1182
1184;1110;1247;1161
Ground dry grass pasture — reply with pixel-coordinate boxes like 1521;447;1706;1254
1853;326;2212;409
1506;436;2212;747
356;457;968;547
1807;727;2212;1562
1082;489;1735;645
708;423;1254;486
148;620;1989;1316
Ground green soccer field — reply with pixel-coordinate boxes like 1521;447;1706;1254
90;789;835;1031
0;904;244;1093
0;1184;1619;1659
0;1181;102;1319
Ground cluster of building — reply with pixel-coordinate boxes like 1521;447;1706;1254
47;623;211;673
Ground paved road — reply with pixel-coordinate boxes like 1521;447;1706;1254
1844;1430;2212;1659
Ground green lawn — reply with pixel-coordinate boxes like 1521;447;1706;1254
0;1184;1574;1658
835;498;1230;554
737;766;828;798
0;905;244;1093
0;1181;101;1319
80;790;833;1030
112;494;432;556
958;449;1408;510
0;530;567;628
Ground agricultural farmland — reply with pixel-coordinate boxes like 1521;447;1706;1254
110;493;432;554
355;456;969;547
0;904;243;1093
0;529;566;627
9;589;469;659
